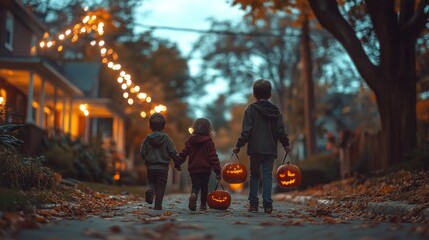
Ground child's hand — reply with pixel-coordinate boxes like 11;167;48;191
216;175;222;181
284;145;291;153
233;147;240;154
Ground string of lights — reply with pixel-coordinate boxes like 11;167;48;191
38;9;166;118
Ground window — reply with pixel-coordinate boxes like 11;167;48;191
5;11;14;51
30;35;37;55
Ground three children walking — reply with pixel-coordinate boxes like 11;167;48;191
140;79;290;213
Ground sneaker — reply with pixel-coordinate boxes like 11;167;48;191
188;193;197;211
264;206;273;214
145;189;153;204
248;205;258;212
154;204;162;210
199;204;208;211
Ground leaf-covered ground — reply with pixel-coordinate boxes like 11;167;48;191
0;184;139;235
275;170;429;224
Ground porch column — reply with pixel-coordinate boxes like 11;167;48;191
53;88;58;131
112;116;118;149
68;97;73;134
38;78;46;128
118;117;124;153
62;96;66;131
84;117;90;143
25;71;35;124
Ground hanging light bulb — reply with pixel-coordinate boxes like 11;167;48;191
127;98;134;105
123;92;129;98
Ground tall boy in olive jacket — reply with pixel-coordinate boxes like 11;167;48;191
233;79;291;214
140;113;179;210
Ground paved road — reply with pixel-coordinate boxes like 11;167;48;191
18;193;426;240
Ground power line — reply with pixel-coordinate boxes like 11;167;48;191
134;23;301;38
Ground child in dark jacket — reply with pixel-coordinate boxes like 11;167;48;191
175;118;222;211
140;113;179;210
233;79;290;214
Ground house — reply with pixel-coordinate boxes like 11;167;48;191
0;0;126;160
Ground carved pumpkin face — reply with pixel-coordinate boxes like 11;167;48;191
207;190;231;210
276;163;301;189
222;163;248;184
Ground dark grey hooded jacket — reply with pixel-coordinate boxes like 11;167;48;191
140;132;179;170
236;100;289;157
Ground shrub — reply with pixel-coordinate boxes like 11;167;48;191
0;150;56;190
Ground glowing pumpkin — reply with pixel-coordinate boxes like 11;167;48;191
207;190;231;210
229;183;244;193
222;163;248;183
276;162;301;189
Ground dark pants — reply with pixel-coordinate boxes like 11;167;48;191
248;154;275;208
190;172;211;205
147;169;168;206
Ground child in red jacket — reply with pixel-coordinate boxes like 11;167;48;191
175;118;222;211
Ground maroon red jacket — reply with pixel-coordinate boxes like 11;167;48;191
176;135;221;176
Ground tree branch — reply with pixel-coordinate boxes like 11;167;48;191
309;0;379;91
401;0;429;37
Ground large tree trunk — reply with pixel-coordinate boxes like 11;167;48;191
300;13;317;157
308;0;425;167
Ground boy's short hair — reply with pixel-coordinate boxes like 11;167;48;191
253;79;272;100
149;113;166;131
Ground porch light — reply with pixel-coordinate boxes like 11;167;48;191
140;111;146;118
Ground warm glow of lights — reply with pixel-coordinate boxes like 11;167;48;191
126;79;132;86
65;29;71;35
124;74;131;81
84;6;89;11
57;46;63;51
98;22;104;28
128;98;134;105
44;107;51;114
138;93;147;100
43;32;49;38
121;83;127;90
90;40;96;46
107;49;113;55
130;87;135;93
79;104;87;111
71;35;78;42
100;48;107;54
32;101;39;108
120;71;126;77
146;97;152;103
83;109;89;116
114;172;120;181
123;92;129;98
112;53;118;60
108;62;114;68
113;64;121;70
47;41;53;47
91;15;96;20
39;41;45;48
59;34;65;40
98;40;105;47
117;77;123;83
102;58;108;63
0;97;4;105
150;109;155;115
188;128;194;134
80;27;86;33
83;16;90;23
154;105;167;113
140;111;146;118
134;86;140;92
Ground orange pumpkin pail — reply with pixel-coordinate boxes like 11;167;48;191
207;181;232;210
276;152;302;189
222;153;248;184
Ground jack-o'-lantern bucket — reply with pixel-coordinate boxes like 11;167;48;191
276;153;302;189
222;153;248;184
207;181;231;210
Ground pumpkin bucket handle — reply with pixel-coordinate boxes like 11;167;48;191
281;152;293;165
215;180;225;191
229;152;241;163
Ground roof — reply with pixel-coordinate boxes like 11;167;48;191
0;56;83;96
1;0;48;35
62;62;101;95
